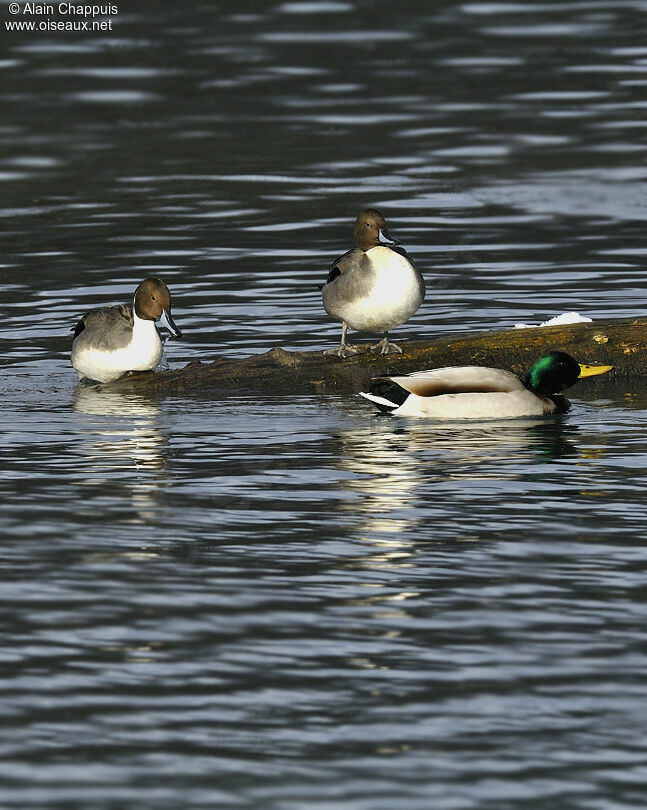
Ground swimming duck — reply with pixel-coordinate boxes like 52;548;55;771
359;351;612;418
71;277;182;383
322;209;425;358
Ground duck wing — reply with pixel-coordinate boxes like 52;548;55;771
72;304;133;348
377;366;526;397
324;248;366;285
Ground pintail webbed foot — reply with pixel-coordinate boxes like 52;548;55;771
372;336;403;355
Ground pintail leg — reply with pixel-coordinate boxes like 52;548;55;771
323;323;359;360
372;334;403;355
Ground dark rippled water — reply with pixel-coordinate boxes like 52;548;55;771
3;2;647;808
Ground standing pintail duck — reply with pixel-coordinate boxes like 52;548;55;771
322;209;425;358
71;277;182;383
360;351;612;418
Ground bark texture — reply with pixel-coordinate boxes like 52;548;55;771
101;318;641;396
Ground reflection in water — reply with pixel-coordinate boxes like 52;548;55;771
73;386;169;524
338;416;578;510
337;425;420;575
329;417;581;636
329;424;423;646
335;416;578;548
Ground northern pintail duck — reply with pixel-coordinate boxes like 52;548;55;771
322;209;425;358
71;277;182;383
360;352;612;418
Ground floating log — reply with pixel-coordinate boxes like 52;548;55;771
103;318;643;396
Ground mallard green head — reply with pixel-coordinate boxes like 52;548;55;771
523;351;612;395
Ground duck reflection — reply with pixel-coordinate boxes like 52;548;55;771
73;385;169;523
338;415;577;504
333;416;577;559
329;416;579;641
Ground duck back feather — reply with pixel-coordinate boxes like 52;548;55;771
383;366;526;397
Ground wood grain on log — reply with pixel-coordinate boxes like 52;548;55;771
102;318;643;396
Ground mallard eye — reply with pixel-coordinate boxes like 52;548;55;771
152;295;156;300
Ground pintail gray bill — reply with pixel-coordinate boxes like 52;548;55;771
71;277;182;384
321;208;425;359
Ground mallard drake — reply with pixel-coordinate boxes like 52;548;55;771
322;209;425;359
359;351;612;418
71;277;182;383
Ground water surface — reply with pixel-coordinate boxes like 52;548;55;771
3;1;647;808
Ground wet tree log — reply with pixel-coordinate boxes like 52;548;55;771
105;317;644;396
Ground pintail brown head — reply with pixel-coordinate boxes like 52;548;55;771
134;277;182;338
353;208;401;252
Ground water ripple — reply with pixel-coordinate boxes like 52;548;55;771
3;1;647;808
